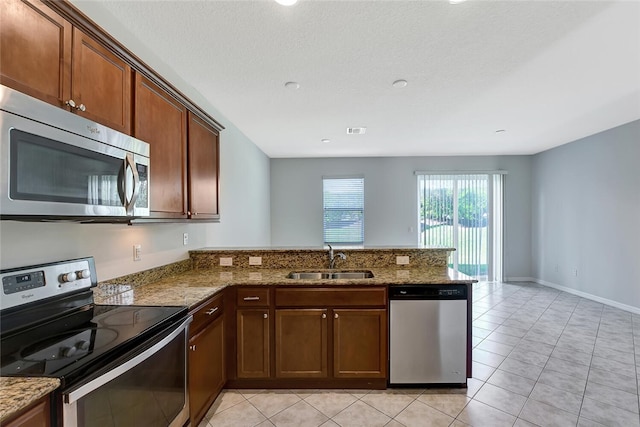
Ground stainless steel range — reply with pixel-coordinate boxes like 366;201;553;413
1;257;192;427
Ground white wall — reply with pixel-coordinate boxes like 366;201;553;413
270;156;532;279
531;120;640;310
0;2;272;280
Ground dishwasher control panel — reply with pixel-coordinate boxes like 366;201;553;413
389;284;468;300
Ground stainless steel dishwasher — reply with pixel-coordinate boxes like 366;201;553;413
389;284;468;386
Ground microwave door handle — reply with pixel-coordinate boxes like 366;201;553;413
117;160;126;207
124;153;140;215
117;153;140;215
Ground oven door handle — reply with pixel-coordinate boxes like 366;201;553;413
64;315;192;404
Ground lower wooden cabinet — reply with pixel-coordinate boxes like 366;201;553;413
333;309;387;378
275;309;328;378
236;308;270;378
3;395;50;427
228;286;388;387
188;292;225;427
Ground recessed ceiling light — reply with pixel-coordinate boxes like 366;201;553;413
274;0;298;6
449;0;468;4
392;79;408;88
284;81;300;90
321;138;331;143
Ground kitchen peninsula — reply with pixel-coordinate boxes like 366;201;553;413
1;247;475;426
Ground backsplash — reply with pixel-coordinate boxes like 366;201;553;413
189;247;453;270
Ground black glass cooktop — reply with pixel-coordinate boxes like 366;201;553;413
1;304;187;382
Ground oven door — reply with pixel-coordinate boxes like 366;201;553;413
61;316;191;427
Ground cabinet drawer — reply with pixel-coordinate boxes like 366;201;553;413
275;287;387;307
190;292;224;335
237;288;270;307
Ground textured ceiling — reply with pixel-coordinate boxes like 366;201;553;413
71;0;640;158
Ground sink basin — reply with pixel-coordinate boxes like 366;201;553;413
287;271;374;280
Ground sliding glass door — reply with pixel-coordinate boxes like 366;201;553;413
418;173;504;281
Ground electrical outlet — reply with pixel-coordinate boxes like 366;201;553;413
396;256;410;265
573;268;578;277
220;257;233;266
133;244;141;261
183;232;189;246
249;256;262;266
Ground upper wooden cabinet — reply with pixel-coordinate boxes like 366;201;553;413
188;112;220;220
0;0;71;106
1;0;223;220
0;0;132;134
134;74;188;218
71;27;132;134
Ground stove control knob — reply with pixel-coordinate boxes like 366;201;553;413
76;269;91;279
76;340;90;351
61;346;77;358
60;272;77;283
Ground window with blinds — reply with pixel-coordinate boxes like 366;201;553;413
323;177;364;246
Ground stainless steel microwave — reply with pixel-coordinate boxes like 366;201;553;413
0;85;149;221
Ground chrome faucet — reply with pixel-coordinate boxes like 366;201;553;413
328;244;346;269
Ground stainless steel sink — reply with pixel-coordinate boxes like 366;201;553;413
287;271;374;280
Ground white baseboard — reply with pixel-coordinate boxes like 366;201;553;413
504;276;536;282
530;278;640;315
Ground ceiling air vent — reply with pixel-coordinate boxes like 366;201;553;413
346;127;367;135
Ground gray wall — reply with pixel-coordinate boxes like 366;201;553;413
271;156;532;279
531;120;640;309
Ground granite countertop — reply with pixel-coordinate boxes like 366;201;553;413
3;248;474;421
0;377;60;422
94;266;474;308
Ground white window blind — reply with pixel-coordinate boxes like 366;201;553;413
323;177;364;245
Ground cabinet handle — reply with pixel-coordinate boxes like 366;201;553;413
205;307;219;315
334;313;339;319
263;313;268;319
243;296;260;301
189;345;196;351
322;313;327;319
65;99;87;112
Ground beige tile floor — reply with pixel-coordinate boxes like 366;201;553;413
199;281;640;426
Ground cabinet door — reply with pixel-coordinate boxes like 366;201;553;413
71;27;132;134
0;0;71;107
189;315;225;427
134;74;188;217
3;395;50;427
236;309;270;378
333;309;387;378
187;112;220;219
275;309;328;378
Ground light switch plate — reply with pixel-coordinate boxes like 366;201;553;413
219;257;233;266
396;256;410;265
249;256;262;266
